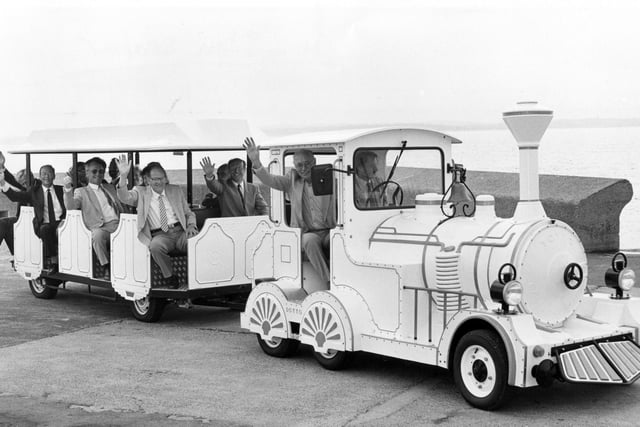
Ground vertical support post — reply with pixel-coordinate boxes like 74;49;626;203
186;150;193;205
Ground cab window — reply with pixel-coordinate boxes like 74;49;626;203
353;147;444;210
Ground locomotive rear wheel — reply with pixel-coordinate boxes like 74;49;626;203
28;278;59;299
257;334;299;358
453;329;509;410
313;348;352;371
129;296;166;322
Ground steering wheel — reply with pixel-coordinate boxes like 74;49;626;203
371;180;404;206
563;263;584;290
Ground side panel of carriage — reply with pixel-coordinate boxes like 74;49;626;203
13;207;43;280
110;214;303;301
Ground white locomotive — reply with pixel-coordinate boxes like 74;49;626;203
240;102;640;409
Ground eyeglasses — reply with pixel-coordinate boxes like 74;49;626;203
88;169;105;174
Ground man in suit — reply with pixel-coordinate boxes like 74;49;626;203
0;163;66;266
115;157;198;288
244;137;335;283
199;157;268;217
64;157;123;278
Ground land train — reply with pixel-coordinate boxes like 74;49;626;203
7;108;639;409
238;102;640;410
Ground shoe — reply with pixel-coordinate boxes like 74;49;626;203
100;263;110;281
165;275;180;289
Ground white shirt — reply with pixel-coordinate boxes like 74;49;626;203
148;189;179;230
87;182;118;223
42;185;64;223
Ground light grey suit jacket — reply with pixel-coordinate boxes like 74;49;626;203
64;183;123;230
116;184;196;246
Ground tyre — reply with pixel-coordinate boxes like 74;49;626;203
453;329;509;410
29;278;59;299
313;348;352;371
129;296;166;322
257;334;299;357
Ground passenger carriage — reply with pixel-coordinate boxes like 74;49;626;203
238;103;640;409
9;119;274;321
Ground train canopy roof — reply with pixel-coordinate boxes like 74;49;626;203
259;127;462;149
9;119;254;154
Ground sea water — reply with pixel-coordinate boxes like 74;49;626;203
449;126;639;250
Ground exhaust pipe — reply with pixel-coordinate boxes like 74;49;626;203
502;101;553;220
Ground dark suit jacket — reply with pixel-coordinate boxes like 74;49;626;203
205;177;268;217
2;168;31;217
5;184;66;236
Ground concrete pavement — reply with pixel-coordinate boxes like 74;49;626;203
1;250;640;425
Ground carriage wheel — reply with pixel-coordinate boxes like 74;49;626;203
28;277;59;299
453;329;509;410
313;348;352;371
129;296;166;322
256;334;299;358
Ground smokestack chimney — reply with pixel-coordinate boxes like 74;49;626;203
503;101;553;220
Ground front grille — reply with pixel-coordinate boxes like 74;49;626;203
557;338;640;384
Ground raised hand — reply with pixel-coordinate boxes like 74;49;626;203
62;175;73;189
115;154;131;179
243;137;262;168
199;156;215;179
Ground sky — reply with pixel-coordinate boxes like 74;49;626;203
1;0;639;142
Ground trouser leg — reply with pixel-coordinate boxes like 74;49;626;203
0;217;17;255
38;222;59;258
91;220;119;266
302;230;330;283
149;230;182;278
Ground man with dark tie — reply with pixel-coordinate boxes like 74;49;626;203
63;157;123;278
199;157;268;217
0;163;66;267
116;158;198;288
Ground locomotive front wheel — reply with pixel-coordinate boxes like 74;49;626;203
257;334;299;358
313;348;352;371
129;296;166;322
28;278;59;299
453;330;509;410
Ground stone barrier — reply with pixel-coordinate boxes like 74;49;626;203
466;170;632;252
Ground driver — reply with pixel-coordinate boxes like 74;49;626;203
244;137;335;285
354;150;387;208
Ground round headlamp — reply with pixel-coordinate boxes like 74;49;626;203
503;280;523;306
618;268;636;291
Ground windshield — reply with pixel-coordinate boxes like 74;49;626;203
353;147;444;210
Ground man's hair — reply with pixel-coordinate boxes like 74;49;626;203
355;150;378;166
294;149;314;161
15;169;34;187
228;158;246;169
85;157;106;170
217;163;229;178
144;161;167;178
39;164;55;175
108;158;119;180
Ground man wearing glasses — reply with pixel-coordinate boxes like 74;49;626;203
115;158;197;289
63;157;123;280
244;137;335;285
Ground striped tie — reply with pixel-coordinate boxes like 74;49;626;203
158;194;169;232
